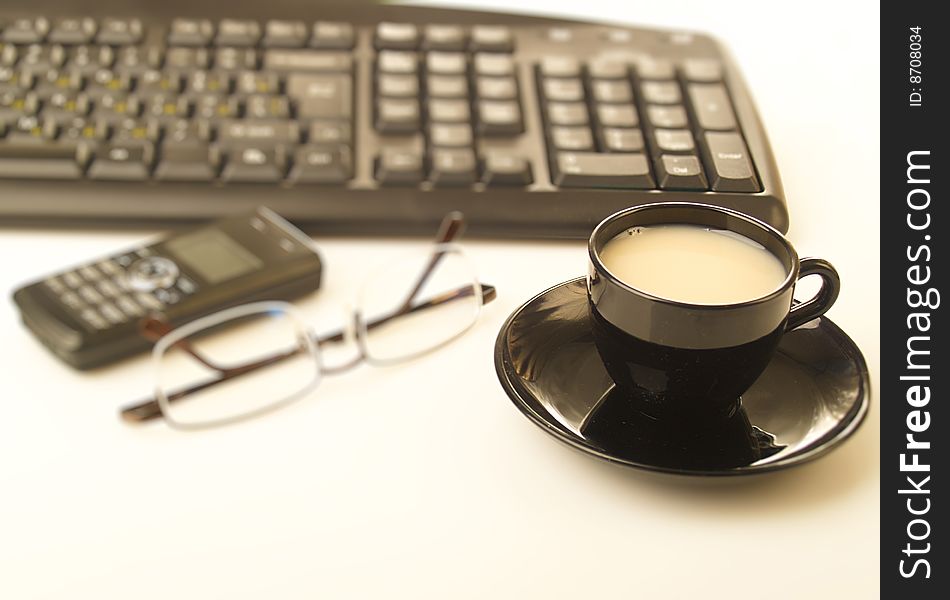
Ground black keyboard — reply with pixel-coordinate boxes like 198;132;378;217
0;0;787;238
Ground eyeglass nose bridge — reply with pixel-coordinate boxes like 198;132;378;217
314;305;365;375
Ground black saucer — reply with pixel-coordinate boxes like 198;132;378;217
494;278;870;476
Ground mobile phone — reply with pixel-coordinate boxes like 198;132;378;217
13;207;322;370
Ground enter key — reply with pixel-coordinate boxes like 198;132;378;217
700;132;761;192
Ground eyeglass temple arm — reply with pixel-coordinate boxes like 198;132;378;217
120;282;496;424
317;283;495;345
120;345;303;423
397;211;466;313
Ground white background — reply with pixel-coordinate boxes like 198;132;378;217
0;1;880;598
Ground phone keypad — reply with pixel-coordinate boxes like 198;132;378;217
42;250;197;331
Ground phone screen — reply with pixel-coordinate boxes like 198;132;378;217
165;229;263;284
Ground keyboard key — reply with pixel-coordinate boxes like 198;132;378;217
143;95;191;121
681;59;723;82
234;71;279;95
429;99;470;123
601;127;644;152
646;105;688;128
154;141;219;181
214;48;258;71
188;71;231;94
58;117;106;142
429;123;472;147
264;50;352;73
40;91;91;121
655;154;708;190
700;132;759;192
539;56;580;78
168;19;215;46
3;18;50;44
289;145;352;183
471;26;513;52
687;83;737;130
482;152;532;186
34;69;84;95
0;90;38;119
474;53;514;77
641;81;681;104
430;148;477;186
111;118;158;144
376;98;420;133
375;23;420;50
653;129;695;152
192;94;240;119
63;45;114;75
378;74;419;98
637;57;675;80
137;69;183;96
0;67;23;93
165;47;211;70
591;80;632;104
475;76;517;100
477;100;522;135
553;152;654;188
87;143;154;180
221;146;287;182
375;147;423;184
217;119;301;147
546;102;588;126
550;126;593;151
285;73;352;119
587;59;628;80
424;25;467;51
426;52;467;75
377;51;417;75
244;95;291;119
427;75;467;98
97;19;143;45
0;139;83;179
263;20;308;48
596;104;638;127
541;78;584;102
114;45;163;75
308;121;351;144
311;22;355;49
49;18;97;45
17;44;65;75
216;20;261;46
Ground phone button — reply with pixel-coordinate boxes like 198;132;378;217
79;308;109;330
127;257;179;292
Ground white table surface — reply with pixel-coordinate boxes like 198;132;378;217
0;1;880;598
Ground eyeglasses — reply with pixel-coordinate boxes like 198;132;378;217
120;212;496;430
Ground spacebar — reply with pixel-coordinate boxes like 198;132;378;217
0;140;84;179
553;152;654;189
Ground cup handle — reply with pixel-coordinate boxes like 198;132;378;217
786;258;840;330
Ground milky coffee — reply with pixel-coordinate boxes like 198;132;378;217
599;224;788;305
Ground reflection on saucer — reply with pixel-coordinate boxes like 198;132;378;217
582;388;785;470
495;277;870;476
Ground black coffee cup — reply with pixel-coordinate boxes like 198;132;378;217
587;202;839;420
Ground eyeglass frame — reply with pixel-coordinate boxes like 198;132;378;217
120;212;497;429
